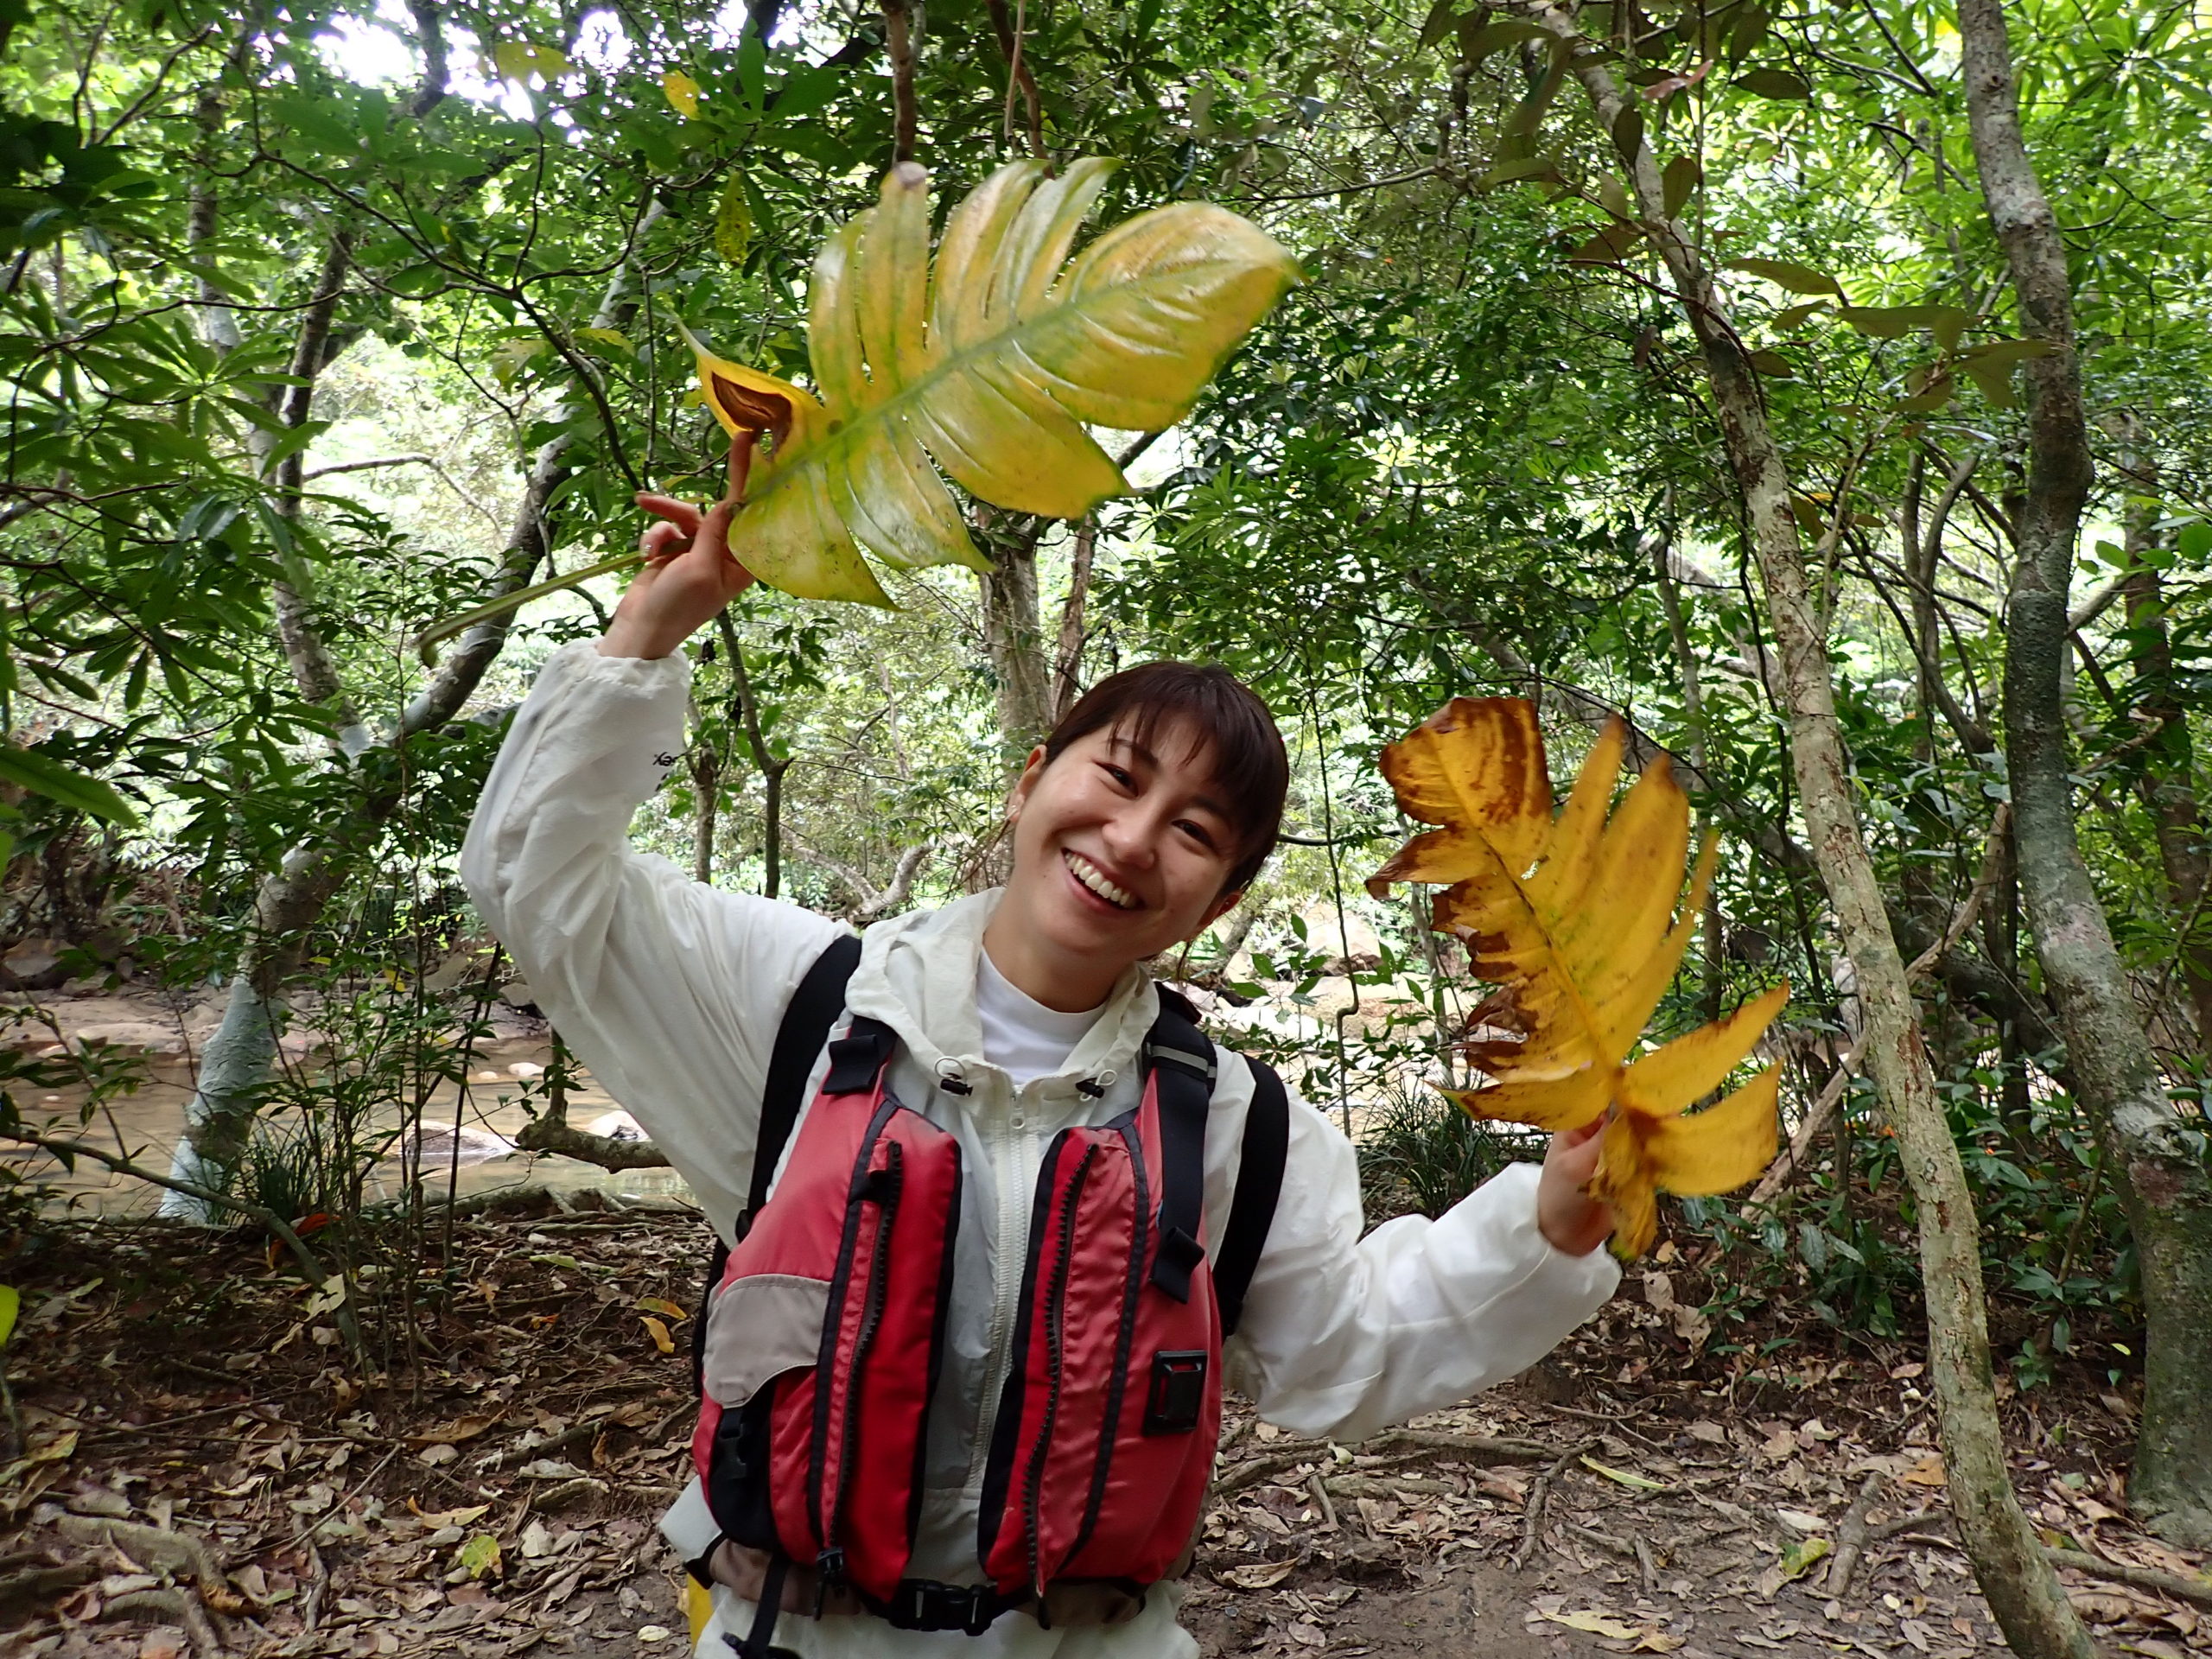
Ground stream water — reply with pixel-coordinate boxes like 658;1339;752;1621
6;1014;697;1216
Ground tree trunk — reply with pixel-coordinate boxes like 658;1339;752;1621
690;734;721;887
1516;5;2093;1650
1052;517;1096;723
979;518;1054;766
164;207;664;1213
1958;0;2212;1548
717;611;792;899
2117;442;2212;1051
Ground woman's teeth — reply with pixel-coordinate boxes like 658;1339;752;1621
1065;852;1139;910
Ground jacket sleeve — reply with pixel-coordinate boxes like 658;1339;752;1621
459;640;845;1239
1225;1084;1619;1442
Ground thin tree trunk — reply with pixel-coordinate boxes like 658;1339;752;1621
979;517;1054;765
1052;517;1096;723
1512;5;2093;1649
1958;0;2212;1548
718;612;792;899
2117;436;2212;1050
1650;521;1724;1021
689;709;721;887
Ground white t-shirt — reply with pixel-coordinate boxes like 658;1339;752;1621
976;950;1103;1087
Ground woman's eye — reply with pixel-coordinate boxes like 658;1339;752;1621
1177;821;1217;849
1101;764;1134;789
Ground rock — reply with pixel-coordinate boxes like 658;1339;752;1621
586;1110;644;1142
3;937;63;988
499;980;537;1009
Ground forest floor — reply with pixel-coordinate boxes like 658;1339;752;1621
3;1194;2207;1659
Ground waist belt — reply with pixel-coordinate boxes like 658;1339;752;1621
696;1539;1149;1632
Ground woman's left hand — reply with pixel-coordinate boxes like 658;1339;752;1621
1536;1118;1617;1256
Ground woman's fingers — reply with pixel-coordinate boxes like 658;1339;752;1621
639;519;690;561
635;493;704;531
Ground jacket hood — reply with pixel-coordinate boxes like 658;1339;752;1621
842;889;1161;1087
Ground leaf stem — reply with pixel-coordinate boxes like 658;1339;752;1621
412;550;645;664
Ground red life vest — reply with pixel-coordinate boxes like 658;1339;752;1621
689;975;1281;1650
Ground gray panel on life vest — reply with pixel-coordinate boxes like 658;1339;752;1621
702;1274;830;1408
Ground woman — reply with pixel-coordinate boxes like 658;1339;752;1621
461;494;1621;1657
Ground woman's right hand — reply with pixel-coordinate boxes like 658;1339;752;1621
597;493;757;661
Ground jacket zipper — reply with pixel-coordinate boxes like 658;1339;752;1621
966;1075;1031;1493
811;1133;903;1584
1021;1141;1096;1594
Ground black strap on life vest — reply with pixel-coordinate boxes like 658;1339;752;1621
1216;1056;1287;1338
1142;987;1216;1304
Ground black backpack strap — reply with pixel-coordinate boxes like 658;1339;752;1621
747;932;863;1222
1214;1057;1288;1338
1142;987;1216;1303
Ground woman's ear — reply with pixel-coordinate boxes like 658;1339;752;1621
1005;744;1050;820
1192;888;1244;940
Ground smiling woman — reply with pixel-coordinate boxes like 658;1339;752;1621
457;492;1622;1657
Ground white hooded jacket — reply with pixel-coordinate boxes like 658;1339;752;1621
461;641;1620;1656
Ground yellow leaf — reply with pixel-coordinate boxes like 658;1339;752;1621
642;1314;676;1354
636;1296;690;1321
1779;1535;1833;1580
408;1500;492;1526
664;68;700;118
1369;698;1787;1259
1580;1455;1670;1491
680;159;1299;606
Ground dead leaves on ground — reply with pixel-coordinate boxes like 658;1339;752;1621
1369;698;1784;1257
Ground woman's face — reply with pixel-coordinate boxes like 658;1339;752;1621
994;717;1246;1005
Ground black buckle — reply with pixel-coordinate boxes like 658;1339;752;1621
884;1579;1001;1636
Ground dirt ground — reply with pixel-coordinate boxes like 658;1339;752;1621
2;1196;2206;1659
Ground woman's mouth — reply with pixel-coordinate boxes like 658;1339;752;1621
1064;850;1141;911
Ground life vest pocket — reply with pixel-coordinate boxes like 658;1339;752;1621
700;1273;831;1408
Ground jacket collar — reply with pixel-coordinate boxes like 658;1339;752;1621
842;890;1161;1087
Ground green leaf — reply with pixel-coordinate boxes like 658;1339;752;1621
493;42;570;83
1838;305;1913;339
1569;221;1643;265
1458;19;1549;63
1733;68;1811;100
0;747;138;826
2177;522;2212;563
457;1532;501;1579
1730;4;1772;60
1897;370;1955;412
0;1284;17;1349
1596;174;1633;220
1779;1535;1832;1579
1727;257;1840;296
1482;156;1558;187
1745;348;1794;377
715;168;754;266
1418;0;1460;50
1662;156;1700;220
1611;104;1645;163
1772;301;1828;331
683;161;1300;606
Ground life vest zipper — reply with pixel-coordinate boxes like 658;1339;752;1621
1021;1141;1096;1595
1066;1121;1150;1567
810;1128;904;1583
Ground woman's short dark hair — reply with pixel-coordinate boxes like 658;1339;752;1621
1040;662;1288;895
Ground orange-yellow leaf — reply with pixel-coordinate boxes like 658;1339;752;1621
1369;698;1786;1261
641;1314;676;1354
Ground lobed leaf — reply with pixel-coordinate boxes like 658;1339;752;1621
1370;700;1785;1260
